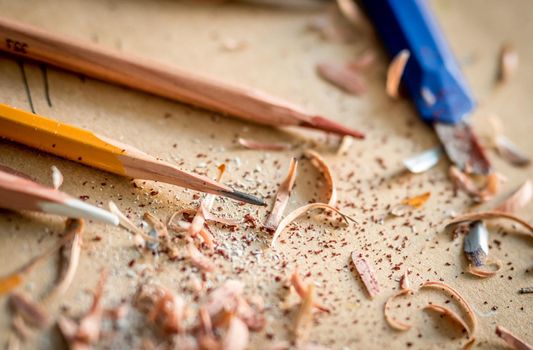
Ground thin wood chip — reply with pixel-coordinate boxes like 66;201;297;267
290;270;329;313
316;62;367;95
222;314;249;350
449;167;500;202
9;292;49;329
403;147;443;173
336;136;353;156
305;150;337;207
109;201;151;247
187;241;215;272
58;269;107;348
498;43;519;83
494;180;532;213
51;165;63;190
495;135;531;166
424;304;469;334
293;283;315;345
336;0;362;26
271;203;356;246
264;158;298;230
0;219;83;295
386;49;410;98
446;211;533;234
400;271;410;290
238;138;291;151
351;251;380;299
384;289;413;331
43;219;83;304
420;281;477;337
495;325;532;350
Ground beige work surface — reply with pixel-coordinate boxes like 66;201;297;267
0;0;531;349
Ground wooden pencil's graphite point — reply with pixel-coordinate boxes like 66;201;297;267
222;189;266;206
304;116;365;139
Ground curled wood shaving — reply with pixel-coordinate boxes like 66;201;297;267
494;180;532;213
305;150;337;207
498;43;519;83
351;251;380;299
271;203;356;247
200;206;241;226
51;165;63;190
316;62;366;95
495;325;533;350
264;158;299;230
293;283;315;345
290;270;329;313
222;314;249;350
420;281;477;336
0;219;83;295
9;292;49;329
386;49;410;98
384;289;413;331
143;212;168;239
424;304;469;334
187;241;215;272
478;172;500;202
467;259;502;278
58;269;107;348
238;138;291;151
446;211;533;234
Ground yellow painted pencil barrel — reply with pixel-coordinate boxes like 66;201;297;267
0;104;126;175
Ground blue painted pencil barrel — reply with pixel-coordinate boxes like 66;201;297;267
360;0;475;124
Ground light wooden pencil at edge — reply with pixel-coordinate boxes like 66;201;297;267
0;168;119;225
0;17;364;139
0;104;265;206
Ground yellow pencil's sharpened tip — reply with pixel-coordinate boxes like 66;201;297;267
221;189;266;206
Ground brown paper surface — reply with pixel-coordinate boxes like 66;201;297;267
0;0;531;348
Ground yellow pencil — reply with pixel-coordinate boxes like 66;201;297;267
0;104;265;206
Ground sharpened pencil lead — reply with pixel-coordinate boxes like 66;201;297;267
221;189;266;206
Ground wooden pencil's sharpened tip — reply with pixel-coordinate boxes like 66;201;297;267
222;189;267;206
306;116;365;139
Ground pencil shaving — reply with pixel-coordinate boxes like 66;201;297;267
424;304;469;334
386;49;410;98
293;283;315;345
448;166;500;202
223;314;249;350
271;203;356;246
43;218;83;304
336;136;353;155
384;289;413;331
498;43;519;83
238;138;291;151
187;241;215;272
316;62;367;95
495;325;533;350
58;269;107;348
109;201;152;247
264;158;298;230
420;281;477;336
402;192;430;209
351;251;380;299
494;180;532;213
446;211;533;233
9;292;49;329
51;165;63;190
305;150;337;207
290;270;330;313
466;259;502;278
